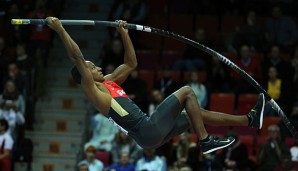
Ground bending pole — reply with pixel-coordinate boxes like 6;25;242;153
12;18;298;143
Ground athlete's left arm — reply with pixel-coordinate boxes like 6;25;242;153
104;20;137;85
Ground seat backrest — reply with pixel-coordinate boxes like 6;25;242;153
210;93;236;114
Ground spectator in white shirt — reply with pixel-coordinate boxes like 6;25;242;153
186;71;208;108
0;99;25;135
0;119;14;171
135;149;166;171
79;144;104;171
87;113;118;151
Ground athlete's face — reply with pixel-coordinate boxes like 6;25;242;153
86;61;105;82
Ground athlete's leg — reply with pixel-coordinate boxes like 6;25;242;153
173;86;208;140
201;109;248;126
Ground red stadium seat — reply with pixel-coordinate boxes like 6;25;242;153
221;16;244;33
161;50;184;66
195;15;219;35
239;135;255;155
163;37;187;51
156;70;181;82
209;93;236;114
139;70;155;93
136;50;160;70
95;151;110;167
183;71;207;83
169;14;193;35
237;94;259;115
259;117;281;137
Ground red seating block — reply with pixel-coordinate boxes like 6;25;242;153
209;93;236;114
160;51;184;66
195;15;219;35
95;151;110;167
139;70;155;93
221;16;244;32
156;70;181;82
237;94;259;115
259;117;281;137
136;50;160;70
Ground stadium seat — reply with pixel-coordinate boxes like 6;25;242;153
136;50;160;70
139;70;155;93
259;117;281;137
237;94;259;115
195;15;219;35
156;70;181;82
95;151;110;167
209;93;236;114
161;50;184;66
137;32;163;50
169;14;193;35
163;37;187;51
182;71;207;83
238;135;255;156
221;16;244;33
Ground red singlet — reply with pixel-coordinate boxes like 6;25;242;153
102;80;129;98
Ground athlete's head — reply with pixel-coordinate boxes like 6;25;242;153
71;61;105;84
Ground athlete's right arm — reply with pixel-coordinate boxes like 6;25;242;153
46;17;108;111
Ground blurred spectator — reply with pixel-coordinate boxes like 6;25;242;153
154;67;180;97
173;29;212;71
148;89;176;165
214;131;253;170
0;119;13;171
15;43;32;76
111;131;142;164
274;153;298;171
108;152;135;171
265;5;298;51
80;144;104;171
292;45;298;95
233;44;262;94
100;38;123;72
186;71;208;108
173;132;199;171
78;161;89;171
207;56;231;93
86;113;118;152
0;80;25;115
235;11;265;52
264;67;283;116
3;63;29;98
262;45;295;112
135;148;166;171
279;103;298;138
28;0;54;66
111;0;147;24
257;125;290;171
148;89;164;115
122;69;148;111
0;98;25;136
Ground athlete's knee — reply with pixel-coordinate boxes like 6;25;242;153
180;86;194;96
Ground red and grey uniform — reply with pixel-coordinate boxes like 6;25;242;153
102;80;189;149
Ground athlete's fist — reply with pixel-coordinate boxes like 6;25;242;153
46;17;63;32
115;20;128;34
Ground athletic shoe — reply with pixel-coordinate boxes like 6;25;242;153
199;136;235;154
247;93;265;129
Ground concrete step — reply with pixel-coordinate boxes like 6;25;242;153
26;131;82;143
35;96;85;111
35;109;85;121
15;160;76;171
33;119;85;132
32;140;81;156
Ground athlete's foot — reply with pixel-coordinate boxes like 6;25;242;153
247;93;265;129
199;136;235;154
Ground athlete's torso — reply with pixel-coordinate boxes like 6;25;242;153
99;80;146;134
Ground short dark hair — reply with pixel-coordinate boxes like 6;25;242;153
71;66;81;84
0;119;9;131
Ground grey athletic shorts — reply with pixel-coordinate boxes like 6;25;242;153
128;94;190;148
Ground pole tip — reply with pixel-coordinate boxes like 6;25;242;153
11;19;23;25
